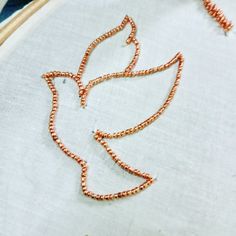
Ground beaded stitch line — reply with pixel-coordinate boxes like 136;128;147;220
203;0;233;32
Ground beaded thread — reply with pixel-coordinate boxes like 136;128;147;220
203;0;233;32
42;15;184;201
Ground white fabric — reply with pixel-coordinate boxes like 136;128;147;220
0;0;7;12
0;0;236;235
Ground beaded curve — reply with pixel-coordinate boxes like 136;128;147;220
42;15;184;201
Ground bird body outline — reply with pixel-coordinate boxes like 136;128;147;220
42;15;184;201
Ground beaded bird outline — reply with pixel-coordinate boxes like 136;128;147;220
42;15;184;201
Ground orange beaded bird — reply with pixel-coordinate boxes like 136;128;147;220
42;16;184;201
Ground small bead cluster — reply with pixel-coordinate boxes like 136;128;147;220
203;0;233;32
42;15;184;201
